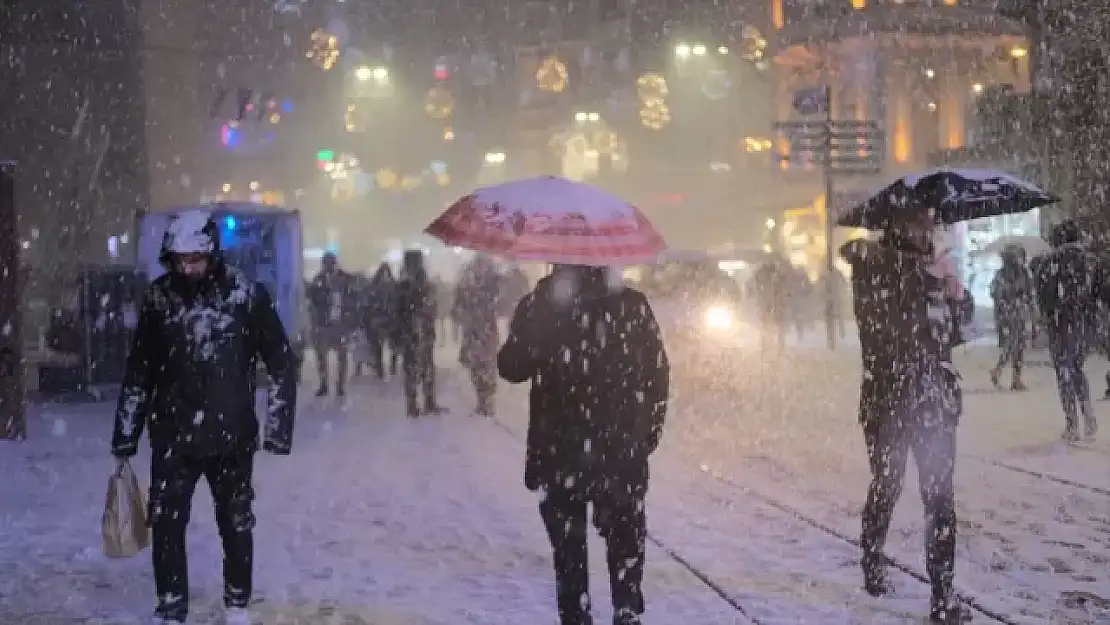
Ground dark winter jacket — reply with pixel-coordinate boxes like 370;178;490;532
752;262;790;322
990;259;1033;323
364;265;396;334
308;269;357;332
498;268;670;494
111;261;297;457
840;236;970;427
1033;242;1104;347
454;261;501;369
394;277;437;348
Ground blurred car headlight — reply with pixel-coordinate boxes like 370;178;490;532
704;304;734;330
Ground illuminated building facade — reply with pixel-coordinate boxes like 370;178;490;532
772;0;1030;170
768;0;1033;278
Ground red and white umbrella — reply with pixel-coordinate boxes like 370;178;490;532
425;176;667;265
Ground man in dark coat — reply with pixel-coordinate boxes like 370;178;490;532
1034;219;1101;442
498;265;670;625
453;254;502;415
307;252;357;397
989;244;1034;390
751;259;790;352
840;207;972;625
394;250;443;416
364;262;399;379
110;211;297;625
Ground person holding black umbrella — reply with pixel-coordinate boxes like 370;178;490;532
840;205;973;624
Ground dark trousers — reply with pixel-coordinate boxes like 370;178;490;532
860;414;957;599
540;486;647;625
993;319;1026;381
314;330;348;390
1049;338;1095;434
149;449;255;621
469;362;496;413
402;340;436;411
366;327;398;379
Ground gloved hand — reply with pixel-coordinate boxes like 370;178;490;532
263;439;291;456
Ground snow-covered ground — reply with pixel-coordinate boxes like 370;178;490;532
650;343;1110;624
1;342;1107;624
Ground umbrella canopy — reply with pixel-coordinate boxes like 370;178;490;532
979;235;1050;258
425;176;667;265
837;168;1059;230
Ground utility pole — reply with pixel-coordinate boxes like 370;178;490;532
0;163;25;440
775;85;884;350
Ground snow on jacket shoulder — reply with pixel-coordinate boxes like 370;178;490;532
111;263;297;457
499;275;670;490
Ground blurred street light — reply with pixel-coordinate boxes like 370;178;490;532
717;46;729;55
484;151;506;164
765;218;776;230
971;82;984;94
575;111;601;123
692;44;708;56
355;65;390;84
1010;46;1027;58
674;44;692;59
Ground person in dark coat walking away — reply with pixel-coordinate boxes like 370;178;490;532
499;265;531;319
110;211;296;625
989;244;1034;390
840;206;973;624
454;254;502;415
1033;219;1101;442
307;252;356;397
364;262;399;379
498;264;670;625
752;259;790;352
395;250;443;416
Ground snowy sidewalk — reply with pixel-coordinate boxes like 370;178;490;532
0;379;744;625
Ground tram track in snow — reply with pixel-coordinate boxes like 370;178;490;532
696;466;1023;625
963;453;1110;497
484;414;1023;625
484;416;768;624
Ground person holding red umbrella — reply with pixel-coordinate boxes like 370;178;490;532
498;264;669;625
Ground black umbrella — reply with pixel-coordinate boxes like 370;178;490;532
837;168;1059;230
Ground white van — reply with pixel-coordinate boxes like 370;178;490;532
136;202;306;363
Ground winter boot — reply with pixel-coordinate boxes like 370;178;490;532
613;608;641;625
314;384;328;398
561;613;594;625
475;395;494;417
1085;418;1098;440
335;383;345;398
1010;371;1027;391
1062;428;1082;443
224;607;252;625
406;401;420;418
929;594;972;624
989;367;1002;389
862;555;894;597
